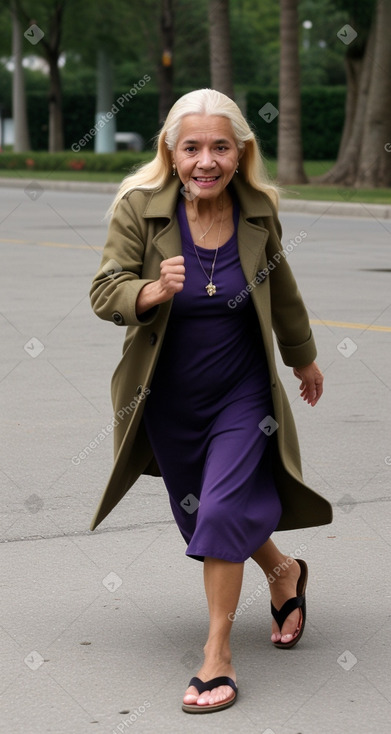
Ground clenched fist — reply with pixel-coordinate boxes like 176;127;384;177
158;255;186;300
136;256;185;315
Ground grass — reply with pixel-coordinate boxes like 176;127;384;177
266;160;391;205
0;159;390;204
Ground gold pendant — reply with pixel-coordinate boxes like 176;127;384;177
205;281;217;296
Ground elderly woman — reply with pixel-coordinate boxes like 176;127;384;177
89;88;332;714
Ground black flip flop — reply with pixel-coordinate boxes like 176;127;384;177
271;558;308;649
182;675;238;714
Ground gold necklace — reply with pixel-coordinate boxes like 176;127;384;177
191;198;225;296
197;218;215;241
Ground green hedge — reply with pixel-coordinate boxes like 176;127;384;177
0;151;153;172
247;86;346;160
2;87;345;159
24;91;161;151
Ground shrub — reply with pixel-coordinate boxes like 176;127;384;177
0;151;154;172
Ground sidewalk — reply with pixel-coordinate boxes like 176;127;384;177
0;175;390;218
1;180;390;734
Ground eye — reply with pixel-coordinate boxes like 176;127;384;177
216;145;228;152
185;146;196;153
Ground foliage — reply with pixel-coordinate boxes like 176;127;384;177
0;0;355;106
247;86;346;160
0;150;152;171
21;90;161;150
0;84;346;160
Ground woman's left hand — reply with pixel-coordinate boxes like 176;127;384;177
293;361;324;407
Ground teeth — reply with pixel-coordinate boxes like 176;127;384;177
195;177;218;181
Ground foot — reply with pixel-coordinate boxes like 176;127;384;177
269;558;302;644
183;655;236;708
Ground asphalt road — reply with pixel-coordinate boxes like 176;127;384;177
1;185;391;733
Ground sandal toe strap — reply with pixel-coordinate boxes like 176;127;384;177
188;676;238;695
271;594;305;631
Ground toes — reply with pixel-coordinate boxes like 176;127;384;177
183;686;201;704
186;686;235;707
196;690;211;706
280;610;302;643
272;608;302;644
209;686;235;705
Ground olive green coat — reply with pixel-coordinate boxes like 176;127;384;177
89;175;332;532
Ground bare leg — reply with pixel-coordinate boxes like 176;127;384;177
251;537;302;644
183;557;243;707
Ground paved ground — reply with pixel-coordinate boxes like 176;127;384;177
0;185;390;734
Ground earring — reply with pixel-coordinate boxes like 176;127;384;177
236;162;239;174
172;163;176;176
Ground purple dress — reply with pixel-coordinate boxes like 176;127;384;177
142;194;282;562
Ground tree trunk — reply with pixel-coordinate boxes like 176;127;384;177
355;0;391;186
39;2;65;152
48;54;64;151
336;54;362;161
95;49;116;153
277;0;307;184
158;0;174;124
11;1;30;151
208;0;234;99
314;23;375;185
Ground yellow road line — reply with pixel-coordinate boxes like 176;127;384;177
310;319;391;333
1;238;390;333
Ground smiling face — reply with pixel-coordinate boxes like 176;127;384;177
172;115;241;201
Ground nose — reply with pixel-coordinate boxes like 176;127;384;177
197;147;215;169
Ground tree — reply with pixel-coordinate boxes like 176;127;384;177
14;0;67;151
11;0;30;150
277;0;307;184
353;0;391;186
158;0;174;123
316;0;391;187
42;1;65;152
208;0;234;98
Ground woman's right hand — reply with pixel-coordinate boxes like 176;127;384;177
136;256;185;315
158;255;186;300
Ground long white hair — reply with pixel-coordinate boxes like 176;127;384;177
108;88;278;215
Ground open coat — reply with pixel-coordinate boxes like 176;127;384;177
89;175;332;532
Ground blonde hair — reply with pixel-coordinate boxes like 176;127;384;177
108;88;278;215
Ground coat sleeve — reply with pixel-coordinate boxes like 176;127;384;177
90;193;159;327
265;208;317;368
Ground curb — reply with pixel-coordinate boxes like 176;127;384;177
280;197;391;219
0;176;390;219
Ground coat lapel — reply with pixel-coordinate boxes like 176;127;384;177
143;178;183;261
233;176;274;283
142;174;275;278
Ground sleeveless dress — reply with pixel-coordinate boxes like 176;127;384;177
142;194;282;562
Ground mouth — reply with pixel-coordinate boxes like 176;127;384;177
191;175;221;189
192;176;220;182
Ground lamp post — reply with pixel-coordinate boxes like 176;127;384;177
0;103;3;150
302;19;313;50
